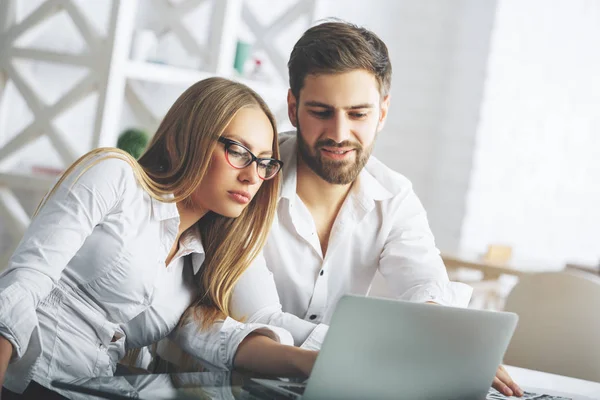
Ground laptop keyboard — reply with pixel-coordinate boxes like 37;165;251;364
280;384;306;395
272;386;572;399
487;388;572;400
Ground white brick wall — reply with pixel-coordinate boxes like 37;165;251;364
461;0;600;266
314;0;498;251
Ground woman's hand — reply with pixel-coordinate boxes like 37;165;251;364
291;348;318;377
234;333;318;377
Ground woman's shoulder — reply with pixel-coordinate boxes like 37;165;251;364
62;149;143;198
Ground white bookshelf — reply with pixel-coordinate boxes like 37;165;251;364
125;61;213;86
124;60;287;101
0;0;317;269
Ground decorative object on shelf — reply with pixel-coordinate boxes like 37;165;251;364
117;128;150;159
249;57;268;82
31;166;63;177
234;40;252;76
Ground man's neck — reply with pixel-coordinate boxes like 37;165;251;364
296;157;353;214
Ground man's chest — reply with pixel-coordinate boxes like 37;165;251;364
264;205;385;284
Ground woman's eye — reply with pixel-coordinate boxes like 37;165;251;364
228;146;247;158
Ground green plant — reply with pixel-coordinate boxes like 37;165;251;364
117;128;149;159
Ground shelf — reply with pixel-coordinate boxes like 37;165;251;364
125;61;213;86
0;172;54;191
124;61;287;99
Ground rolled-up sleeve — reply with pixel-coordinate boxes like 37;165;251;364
168;316;294;370
0;155;134;362
379;189;473;308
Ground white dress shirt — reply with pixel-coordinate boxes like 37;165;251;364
230;132;473;348
0;154;291;395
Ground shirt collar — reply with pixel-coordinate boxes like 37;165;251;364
179;225;205;275
150;193;205;275
278;131;299;202
356;158;395;202
150;193;180;221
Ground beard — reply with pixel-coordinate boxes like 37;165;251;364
296;121;376;185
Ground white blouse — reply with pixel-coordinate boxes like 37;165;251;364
0;154;291;395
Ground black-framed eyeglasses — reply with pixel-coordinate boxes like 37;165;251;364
218;137;283;180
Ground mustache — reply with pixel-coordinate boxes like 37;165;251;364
315;139;362;150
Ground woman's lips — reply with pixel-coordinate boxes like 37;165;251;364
228;190;251;204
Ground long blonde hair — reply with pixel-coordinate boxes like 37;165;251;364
35;77;280;328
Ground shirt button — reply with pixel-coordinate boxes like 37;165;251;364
309;315;317;320
320;270;324;276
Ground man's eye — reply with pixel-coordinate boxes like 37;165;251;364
350;112;368;119
309;110;332;119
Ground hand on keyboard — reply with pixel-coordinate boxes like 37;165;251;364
488;388;572;400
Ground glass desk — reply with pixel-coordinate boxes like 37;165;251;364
51;371;294;400
50;366;600;400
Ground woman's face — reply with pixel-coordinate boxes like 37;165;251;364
192;106;275;218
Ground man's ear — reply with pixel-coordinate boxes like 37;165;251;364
377;94;391;132
287;89;298;128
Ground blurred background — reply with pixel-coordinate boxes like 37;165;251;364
0;0;599;309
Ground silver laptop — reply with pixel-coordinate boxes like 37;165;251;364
251;295;545;400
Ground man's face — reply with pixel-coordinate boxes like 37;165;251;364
288;70;390;185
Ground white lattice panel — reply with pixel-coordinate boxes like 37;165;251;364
0;0;137;268
0;0;318;269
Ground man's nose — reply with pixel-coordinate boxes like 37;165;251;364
327;113;352;143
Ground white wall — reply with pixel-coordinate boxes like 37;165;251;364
4;0;598;268
314;0;498;251
1;0;498;257
461;0;600;266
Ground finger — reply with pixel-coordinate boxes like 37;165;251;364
508;380;524;397
493;376;513;397
497;366;523;397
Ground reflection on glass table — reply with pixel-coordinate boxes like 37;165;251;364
51;370;298;400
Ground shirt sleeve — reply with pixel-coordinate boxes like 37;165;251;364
0;155;135;362
167;315;294;371
229;254;329;350
378;188;473;308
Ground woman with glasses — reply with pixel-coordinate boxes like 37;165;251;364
0;77;316;399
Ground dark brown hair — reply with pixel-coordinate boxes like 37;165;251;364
288;20;392;99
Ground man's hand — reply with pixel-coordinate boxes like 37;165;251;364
493;365;523;397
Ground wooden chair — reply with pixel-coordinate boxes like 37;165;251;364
503;270;600;382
